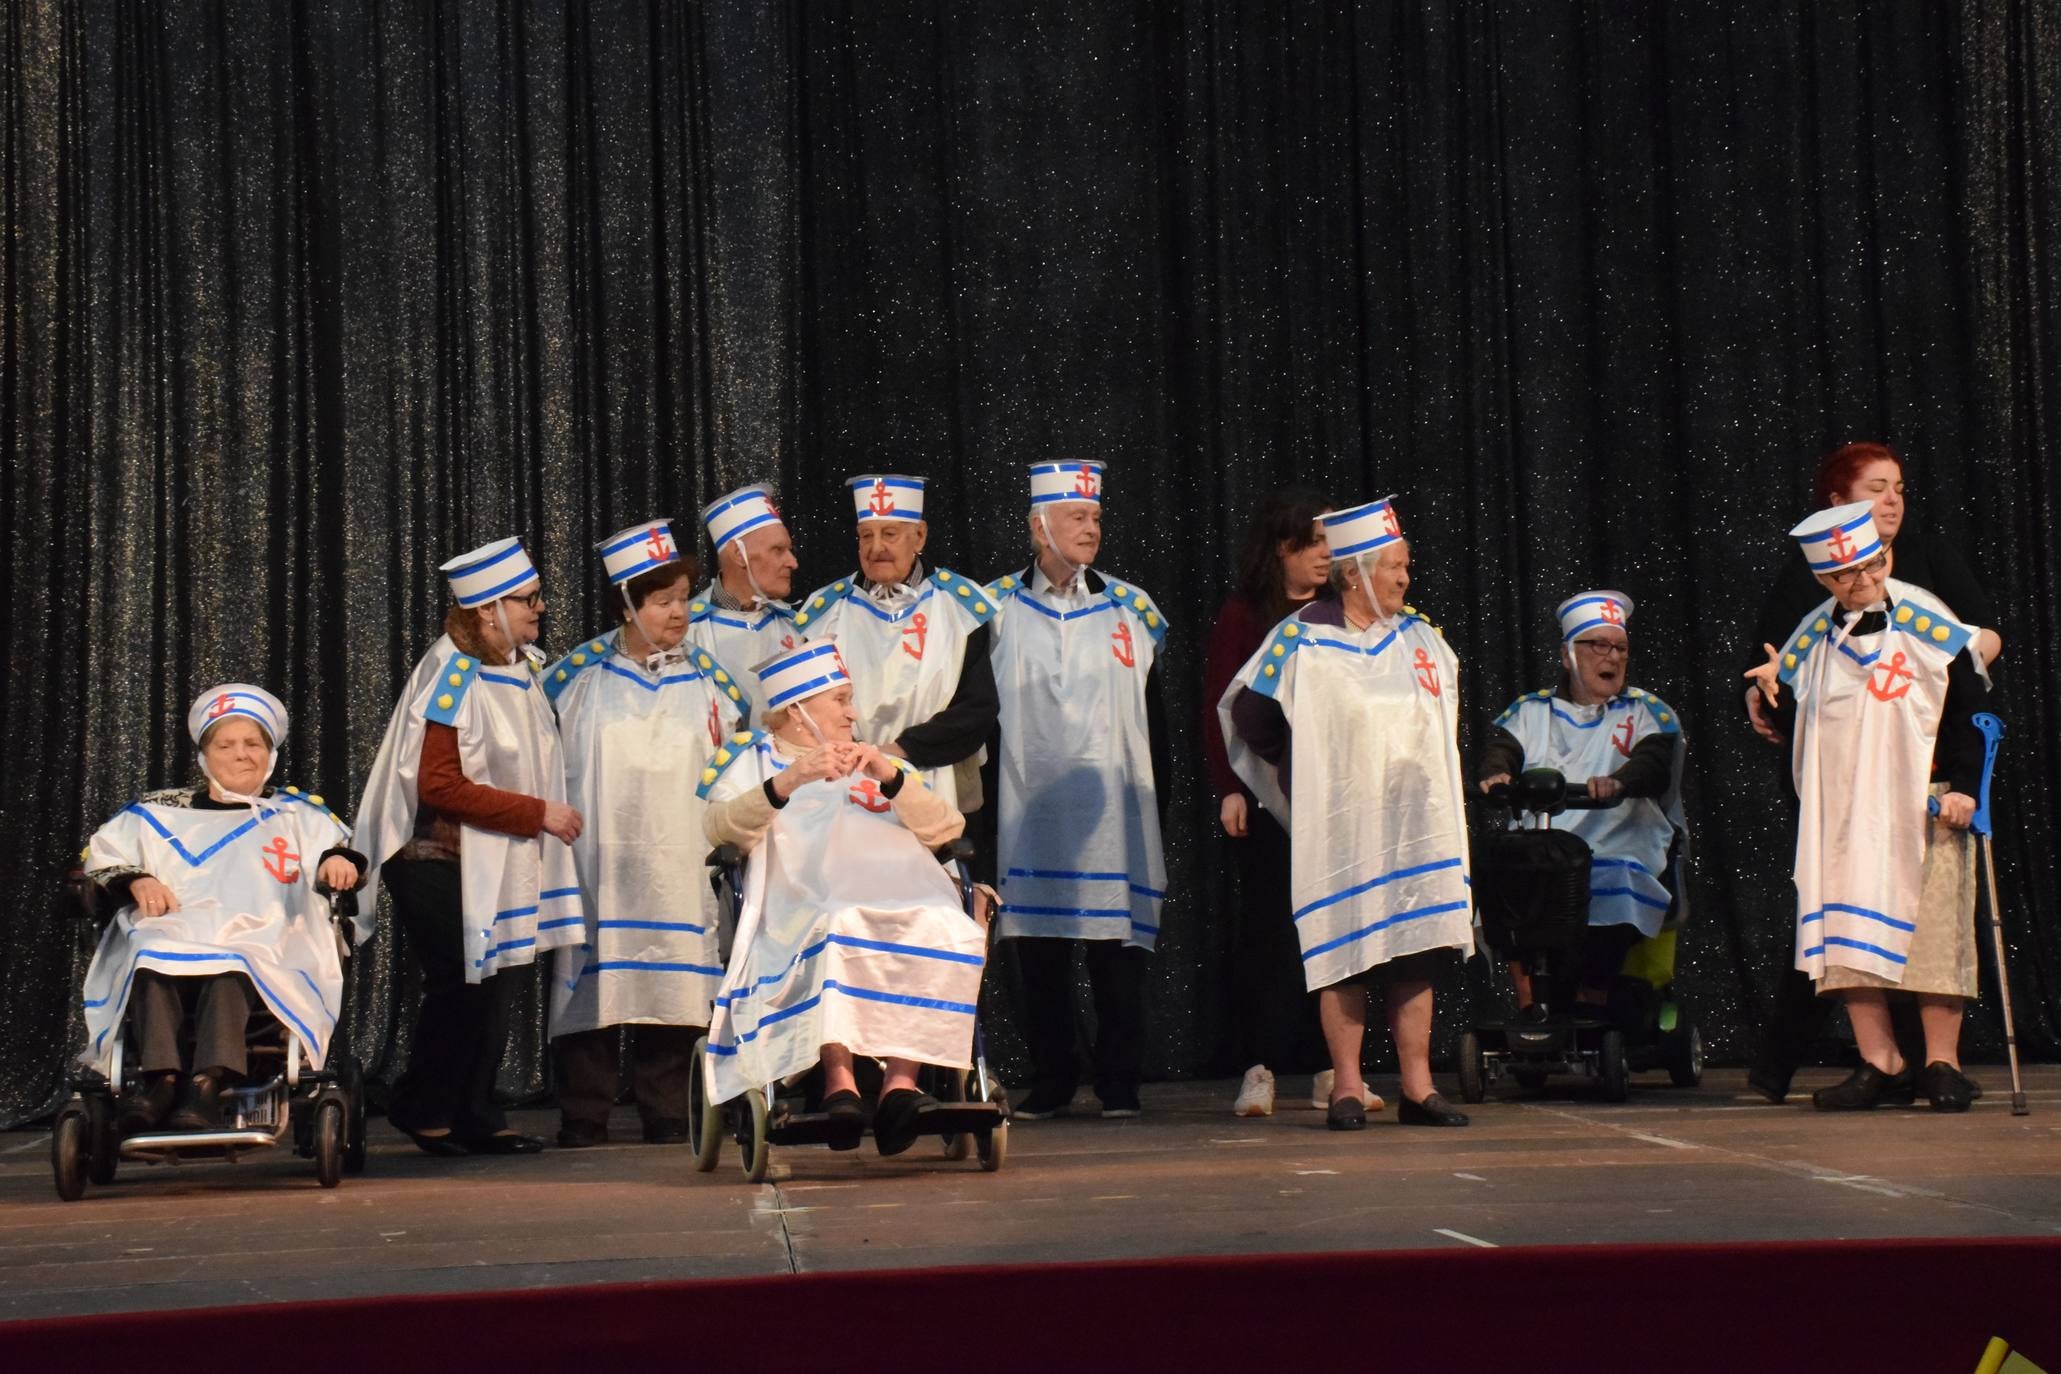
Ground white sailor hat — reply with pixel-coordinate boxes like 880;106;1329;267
1028;460;1103;507
188;683;287;748
702;483;785;548
440;537;539;608
596;518;681;585
1556;589;1634;642
1321;495;1403;559
754;640;851;712
849;474;926;523
1790;500;1883;574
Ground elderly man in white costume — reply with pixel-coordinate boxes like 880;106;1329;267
79;685;370;1133
986;460;1169;1121
1477;590;1687;1019
354;536;586;1156
1746;501;1987;1112
543;518;749;1148
1222;497;1473;1130
689;483;801;715
789;474;999;812
699;642;984;1156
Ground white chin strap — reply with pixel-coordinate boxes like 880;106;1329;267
1830;593;1890;652
198;747;278;814
492;601;521;666
1035;510;1086;589
730;536;771;608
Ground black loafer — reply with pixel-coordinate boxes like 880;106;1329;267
168;1071;226;1130
641;1117;689;1145
1010;1089;1072;1121
821;1090;866;1150
1916;1061;1973;1113
404;1130;472;1157
120;1073;178;1134
1398;1092;1471;1127
1811;1062;1914;1110
556;1119;610;1148
872;1089;938;1157
1745;1064;1792;1105
462;1132;547;1155
1326;1096;1367;1131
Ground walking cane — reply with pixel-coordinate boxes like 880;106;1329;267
1934;712;2026;1115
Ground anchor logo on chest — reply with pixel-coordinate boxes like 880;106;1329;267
1867;651;1915;703
1611;717;1635;758
1412;647;1441;697
260;836;301;884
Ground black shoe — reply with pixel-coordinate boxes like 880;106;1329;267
872;1089;939;1157
1964;1071;1985;1101
1746;1064;1793;1105
403;1129;472;1157
1398;1092;1471;1127
1326;1096;1367;1131
820;1090;866;1151
556;1119;610;1148
120;1073;178;1134
1010;1088;1073;1121
1811;1061;1914;1110
1916;1061;1973;1114
641;1118;689;1145
1514;1003;1550;1025
168;1070;227;1130
461;1132;547;1154
1098;1089;1142;1119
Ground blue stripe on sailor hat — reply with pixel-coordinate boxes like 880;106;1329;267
1789;500;1882;573
1556;589;1634;642
1028;460;1103;506
1321;495;1402;559
754;640;851;711
189;683;288;748
440;536;540;608
702;483;785;548
597;518;680;585
849;474;926;523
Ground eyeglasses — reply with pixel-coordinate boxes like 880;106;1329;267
1573;640;1628;658
1827;554;1889;588
503;590;544;610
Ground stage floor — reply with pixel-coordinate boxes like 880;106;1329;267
5;1066;2059;1321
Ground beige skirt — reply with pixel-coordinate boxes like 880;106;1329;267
1820;785;1979;999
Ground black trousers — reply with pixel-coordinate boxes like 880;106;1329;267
555;1024;701;1128
386;857;514;1139
1753;967;1929;1079
1229;811;1326;1074
1013;937;1146;1101
132;969;258;1076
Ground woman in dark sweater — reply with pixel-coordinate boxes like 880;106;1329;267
1203;487;1337;1117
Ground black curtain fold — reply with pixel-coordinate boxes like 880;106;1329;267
2;0;2055;1124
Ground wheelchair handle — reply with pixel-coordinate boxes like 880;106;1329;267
705;843;744;870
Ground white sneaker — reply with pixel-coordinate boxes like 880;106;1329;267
1310;1070;1384;1112
1233;1065;1276;1117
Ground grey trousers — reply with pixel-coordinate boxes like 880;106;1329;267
132;969;258;1076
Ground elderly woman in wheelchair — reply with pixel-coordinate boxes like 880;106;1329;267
696;643;992;1162
57;685;371;1198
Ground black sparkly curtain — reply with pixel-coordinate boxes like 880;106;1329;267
3;1;2056;1124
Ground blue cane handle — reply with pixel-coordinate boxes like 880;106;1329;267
1971;712;2003;838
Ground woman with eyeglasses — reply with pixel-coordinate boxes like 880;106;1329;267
1745;502;1988;1112
1741;442;2003;1105
354;538;587;1156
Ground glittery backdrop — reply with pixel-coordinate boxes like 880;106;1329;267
3;1;2057;1126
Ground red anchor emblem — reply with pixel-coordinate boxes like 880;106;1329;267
1867;651;1915;703
779;633;797;651
1111;619;1136;668
1381;505;1401;538
1412;647;1441;697
1073;464;1098;498
260;836;301;884
764;496;783;522
1611;717;1635;758
847;777;893;813
1600;600;1624;625
868;479;895;518
706;700;722;747
644;527;673;562
207;694;236;719
832;646;852;680
1825;523;1857;564
902;611;928;661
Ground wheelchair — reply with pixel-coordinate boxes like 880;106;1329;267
688;838;1010;1182
1456;768;1704;1104
51;872;371;1200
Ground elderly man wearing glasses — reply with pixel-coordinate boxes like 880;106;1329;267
1477;591;1687;1021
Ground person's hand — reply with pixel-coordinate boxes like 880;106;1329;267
1479;773;1512;795
1744;685;1783;745
1934;792;1976;830
1586;776;1624;800
1742;643;1783;719
317;856;359;892
852;743;900;782
129;875;178;918
879;739;908;760
541;802;584;844
774;743;857;798
1219;793;1248;838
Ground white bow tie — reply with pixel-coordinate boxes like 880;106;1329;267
643;645;689;673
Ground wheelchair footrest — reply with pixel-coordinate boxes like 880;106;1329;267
765;1111;867;1149
921;1103;1005;1136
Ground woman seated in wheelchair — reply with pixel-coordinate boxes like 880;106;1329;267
697;642;985;1156
1476;591;1686;1022
78;685;371;1134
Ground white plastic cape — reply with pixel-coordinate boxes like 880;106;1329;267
686;590;798;716
791;567;992;811
544;629;746;1039
79;790;359;1071
1775;587;1973;984
1220;605;1475;991
353;634;584;982
987;568;1167;949
1492;687;1688;938
700;737;985;1104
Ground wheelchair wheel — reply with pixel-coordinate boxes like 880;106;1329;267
1598;1030;1629;1103
939;1069;972;1161
342;1058;368;1176
1666;1020;1705;1088
740;1088;771;1183
688;1037;722;1172
313;1099;345;1189
976;1119;1007;1173
52;1104;88;1202
1456;1031;1487;1105
85;1094;119;1186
